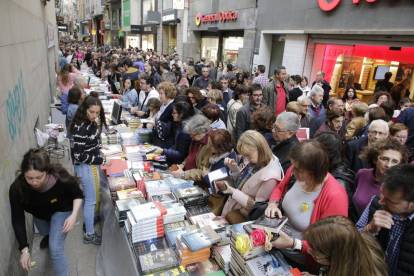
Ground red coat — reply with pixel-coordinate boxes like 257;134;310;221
269;166;348;270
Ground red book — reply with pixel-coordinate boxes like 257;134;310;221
101;159;128;176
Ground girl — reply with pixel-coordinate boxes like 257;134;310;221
342;86;360;121
118;77;138;111
57;64;82;94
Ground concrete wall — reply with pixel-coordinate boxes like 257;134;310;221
0;0;58;275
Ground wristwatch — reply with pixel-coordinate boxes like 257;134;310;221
181;171;185;179
267;200;279;206
292;239;303;253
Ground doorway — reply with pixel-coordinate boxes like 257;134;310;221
201;37;219;65
269;37;285;78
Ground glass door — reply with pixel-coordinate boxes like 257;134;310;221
222;36;244;66
201;37;219;65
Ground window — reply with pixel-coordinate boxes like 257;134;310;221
143;0;156;24
112;10;117;30
163;0;172;10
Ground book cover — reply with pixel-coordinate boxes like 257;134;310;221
151;193;177;203
134;237;168;255
117;188;144;200
275;268;301;276
164;221;191;231
138;248;179;275
165;225;198;249
245;253;291;276
130;201;167;222
141;171;162;181
252;215;292;235
196;216;229;231
189;213;216;226
205;271;226;276
181;226;221;252
232;221;253;236
116;197;147;214
185;259;221;276
108;176;136;191
144;265;189;276
174;186;203;199
186;205;212;217
101;159;129;176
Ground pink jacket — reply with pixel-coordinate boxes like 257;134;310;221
221;155;284;218
57;69;82;93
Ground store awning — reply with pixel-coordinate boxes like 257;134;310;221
354;45;414;64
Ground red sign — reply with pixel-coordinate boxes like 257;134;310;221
196;10;237;25
319;0;379;11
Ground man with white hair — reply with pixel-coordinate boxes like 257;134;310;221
345;119;389;174
271;111;300;174
312;70;331;108
60;76;86;115
297;96;312;127
309;85;325;118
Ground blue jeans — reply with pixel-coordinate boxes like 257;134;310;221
74;162;100;234
34;211;72;276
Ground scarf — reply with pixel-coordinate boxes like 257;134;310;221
184;133;209;171
234;163;262;190
30;174;58;193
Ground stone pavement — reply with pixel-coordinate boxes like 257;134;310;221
29;141;100;276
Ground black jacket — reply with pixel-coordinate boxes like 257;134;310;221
344;136;369;174
309;112;349;138
368;195;414;276
152;103;175;149
271;135;299;174
235;102;265;144
375;79;394;92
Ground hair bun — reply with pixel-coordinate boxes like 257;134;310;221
89;91;99;98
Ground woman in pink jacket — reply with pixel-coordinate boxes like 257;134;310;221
57;64;82;93
221;130;284;223
265;140;348;272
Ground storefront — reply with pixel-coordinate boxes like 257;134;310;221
131;24;157;51
162;9;179;55
186;0;256;70
255;0;414;99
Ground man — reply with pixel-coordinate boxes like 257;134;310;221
160;62;170;74
271;111;300;174
182;62;188;74
133;56;144;72
226;64;236;78
193;67;212;90
344;119;389;174
170;54;183;69
312;71;331;108
253;65;269;89
219;76;233;107
130;75;159;118
66;50;73;64
60;76;86;115
122;58;139;82
151;55;160;64
297;96;312;127
262;66;290;115
162;72;176;84
308;85;325;118
397;107;414;149
195;57;206;75
375;72;394;92
356;164;414;276
309;97;345;137
187;57;195;67
236;83;265;143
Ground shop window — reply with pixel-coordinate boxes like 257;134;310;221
222;37;244;66
142;35;155;51
163;0;172;10
143;0;156;25
167;25;177;55
112;10;117;30
201;38;219;65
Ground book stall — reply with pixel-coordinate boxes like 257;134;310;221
82;69;301;276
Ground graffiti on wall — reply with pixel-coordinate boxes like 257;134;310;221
7;70;27;141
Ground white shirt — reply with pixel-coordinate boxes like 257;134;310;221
66;54;73;64
139;88;159;109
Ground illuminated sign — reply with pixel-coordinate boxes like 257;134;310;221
195;10;238;25
319;0;380;12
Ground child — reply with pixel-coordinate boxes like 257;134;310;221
345;102;369;141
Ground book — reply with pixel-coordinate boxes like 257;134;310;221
245;251;292;276
252;215;292;236
138;248;179;275
117;188;144;200
108;176;136;191
185;259;221;276
174;186;204;199
189;213;216;226
101;159;128;176
275;268;302;276
165;225;198;249
164;221;191;231
130;201;168;222
186;205;212;217
181;226;222;252
144;265;189;276
196;216;229;231
134;237;168;255
205;271;226;276
151;193;177;203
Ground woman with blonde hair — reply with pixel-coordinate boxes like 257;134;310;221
302;215;388;276
186;66;199;86
57;64;82;94
221;130;284;224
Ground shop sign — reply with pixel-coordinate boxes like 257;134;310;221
162;9;177;23
104;8;111;29
318;0;380;12
131;24;157;35
195;11;238;26
118;30;125;37
123;0;131;27
58;23;68;32
91;30;97;35
173;0;184;10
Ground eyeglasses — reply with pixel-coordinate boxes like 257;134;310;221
378;156;400;165
368;131;387;137
272;124;291;133
241;150;257;159
395;135;408;140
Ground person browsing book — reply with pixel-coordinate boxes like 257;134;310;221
221;130;284;224
265;140;348;272
301;216;388;276
118;77;138;111
68;92;112;245
9;149;83;275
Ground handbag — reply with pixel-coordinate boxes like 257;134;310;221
247;201;269;221
207;193;228;216
225;209;247;224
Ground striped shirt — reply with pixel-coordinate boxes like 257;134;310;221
253;73;270;89
72;121;105;165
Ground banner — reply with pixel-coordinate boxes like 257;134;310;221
47;21;55;48
104;8;111;29
173;0;184;10
123;0;131;27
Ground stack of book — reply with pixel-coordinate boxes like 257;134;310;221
137;248;180;275
180;226;222;252
196;216;230;231
185;259;223;276
115;197;147;227
150;193;177;204
186;205;212;218
124;146;146;161
165;177;194;193
174;186;209;209
165;224;197;250
101;132;120;145
188;212;217;226
120;132;140;149
100;144;123;159
212;244;231;274
126;202;167;246
145;180;171;199
244;251;292;276
107;176;136;203
116;188;144;200
144;266;189;276
129;161;155;174
134;170;161;197
133;237;168;257
162;202;187;224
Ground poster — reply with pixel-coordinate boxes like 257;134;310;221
396;63;414;81
123;0;131;27
173;0;184;10
46;21;54;48
338;56;364;89
104;8;111;29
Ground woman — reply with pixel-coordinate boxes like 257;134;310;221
302;216;388;276
9;149;84;275
68;92;112;245
154;100;194;165
208;61;217;81
150;82;177;148
315;108;346;141
186;66;199;86
206;89;226;122
389;123;409;145
71;56;80;70
171;115;213;189
201;104;226;130
108;63;121;94
221;130;283;223
342;86;360;121
66;87;84;128
92;59;101;77
174;70;189;90
57;64;82;94
252;106;276;146
355;138;407;214
229;76;238;90
380;101;395;128
345;102;369;141
100;59;109;81
171;64;181;73
236;72;244;85
183;87;205;111
118;77;138;111
390;78;411;105
286;100;311;128
392;98;412;122
368;91;391;107
144;62;162;88
265;140;348;271
216;61;224;81
289;75;303;102
227;86;248;140
300;76;311;97
201;129;237;189
136;98;162;130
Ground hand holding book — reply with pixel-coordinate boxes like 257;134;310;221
265;203;282;219
218;181;235;194
271;230;295;249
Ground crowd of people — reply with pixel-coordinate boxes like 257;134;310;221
9;39;414;276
